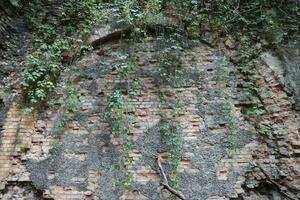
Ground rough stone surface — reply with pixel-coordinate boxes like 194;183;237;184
279;47;300;111
262;47;300;111
87;23;129;47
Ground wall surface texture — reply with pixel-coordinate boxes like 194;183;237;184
0;16;300;200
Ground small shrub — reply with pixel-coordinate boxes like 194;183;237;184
20;143;30;153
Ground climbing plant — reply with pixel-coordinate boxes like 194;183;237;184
20;0;300;110
21;0;101;110
107;90;130;137
105;48;141;191
107;89;134;190
159;92;183;191
155;28;186;197
156;31;184;85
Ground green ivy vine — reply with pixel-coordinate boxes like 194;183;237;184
21;0;102;110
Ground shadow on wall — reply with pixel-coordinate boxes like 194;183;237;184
0;0;26;16
280;46;300;111
262;47;300;112
241;182;288;200
0;181;47;200
0;99;5;132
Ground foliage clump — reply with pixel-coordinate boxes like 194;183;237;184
21;0;101;110
198;0;300;45
21;0;300;109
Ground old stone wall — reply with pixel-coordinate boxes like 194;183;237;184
0;23;300;200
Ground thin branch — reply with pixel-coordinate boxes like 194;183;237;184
155;154;186;200
156;154;169;184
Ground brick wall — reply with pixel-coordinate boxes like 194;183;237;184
0;29;299;200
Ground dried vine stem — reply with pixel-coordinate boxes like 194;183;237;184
155;154;186;200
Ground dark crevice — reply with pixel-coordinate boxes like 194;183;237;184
1;181;50;200
0;98;5;133
238;180;295;200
